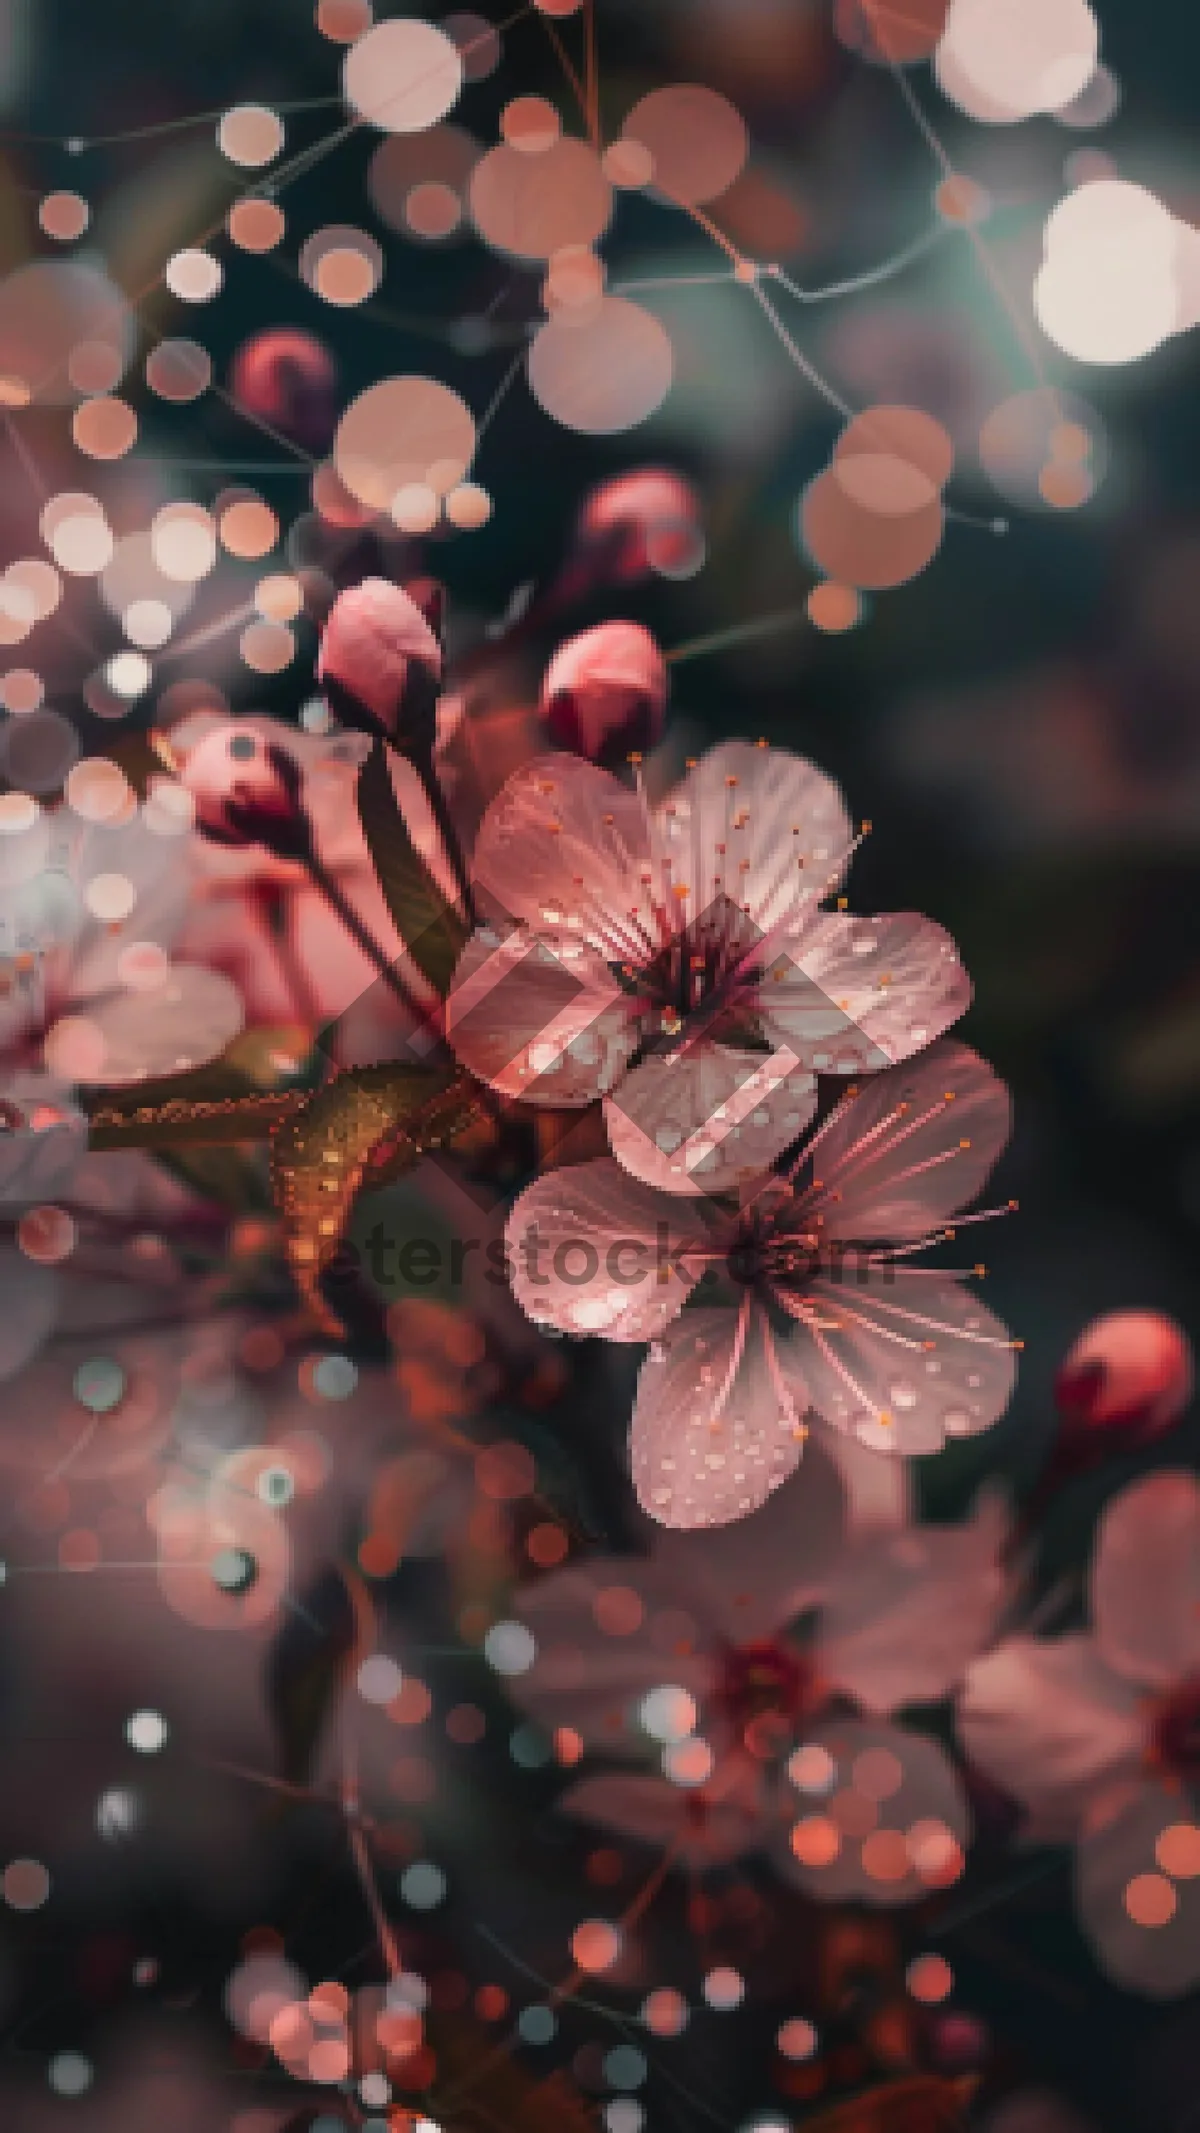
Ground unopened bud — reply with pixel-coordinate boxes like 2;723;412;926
318;576;443;752
542;621;668;767
181;725;310;859
1055;1310;1194;1448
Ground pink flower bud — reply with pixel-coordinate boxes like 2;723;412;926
541;621;668;765
181;725;310;859
318;577;443;750
1055;1310;1194;1446
579;467;702;581
229;328;337;454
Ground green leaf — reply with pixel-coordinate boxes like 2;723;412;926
356;739;468;996
270;1063;486;1335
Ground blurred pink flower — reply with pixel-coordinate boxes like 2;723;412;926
505;1039;1016;1529
0;789;243;1094
446;740;970;1194
510;1485;1004;1894
577;466;703;582
960;1469;1200;1996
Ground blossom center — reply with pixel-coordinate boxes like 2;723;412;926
717;1638;818;1758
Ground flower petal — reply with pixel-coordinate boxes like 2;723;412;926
795;1270;1016;1453
631;1306;805;1529
813;1422;913;1533
1076;1780;1200;1997
605;1044;816;1196
1091;1471;1200;1691
447;924;634;1105
958;1636;1143;1835
560;1764;768;1868
805;1039;1013;1243
652;1438;849;1638
511;1560;717;1751
0;1073;86;1204
0;1244;59;1379
818;1493;1008;1716
72;964;244;1083
654;742;853;937
760;911;971;1073
469;753;651;961
505;1159;710;1339
778;1716;970;1907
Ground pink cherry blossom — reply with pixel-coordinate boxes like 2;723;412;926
541;620;668;764
446;740;971;1195
508;1486;1004;1893
0;790;243;1130
504;1039;1016;1529
959;1469;1200;1996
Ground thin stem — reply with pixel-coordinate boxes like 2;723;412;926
303;848;438;1035
409;754;477;926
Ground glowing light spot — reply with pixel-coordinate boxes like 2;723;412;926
152;502;217;583
641;1987;688;2036
502;96;561;154
484;1620;536;1675
359;1654;404;1704
40;192;89;242
343;18;463;133
228;199;286;253
446;481;492;529
17;1205;76;1264
790;1815;841;1868
44;1015;108;1080
571;1920;622;1973
126;1709;169;1754
777;2017;818;2061
621;84;748;207
807;581;861;633
165;249;223;303
84;871;136;922
788;1742;837;1794
907;1953;954;2003
640;1684;697;1743
145;338;211;402
702;1966;744;2011
220;497;279;559
1125;1872;1178;1928
335;374;476;512
3;1859;50;1910
528;298;673;435
218;104;284;168
105;651;151;700
1157;1823;1200;1880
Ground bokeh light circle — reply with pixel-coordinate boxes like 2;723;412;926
334;375;476;508
527;298;674;434
343;18;464;133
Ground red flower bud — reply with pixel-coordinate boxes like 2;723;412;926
229;328;337;454
542;620;668;766
1055;1310;1193;1446
579;467;702;581
181;725;311;859
318;577;442;752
